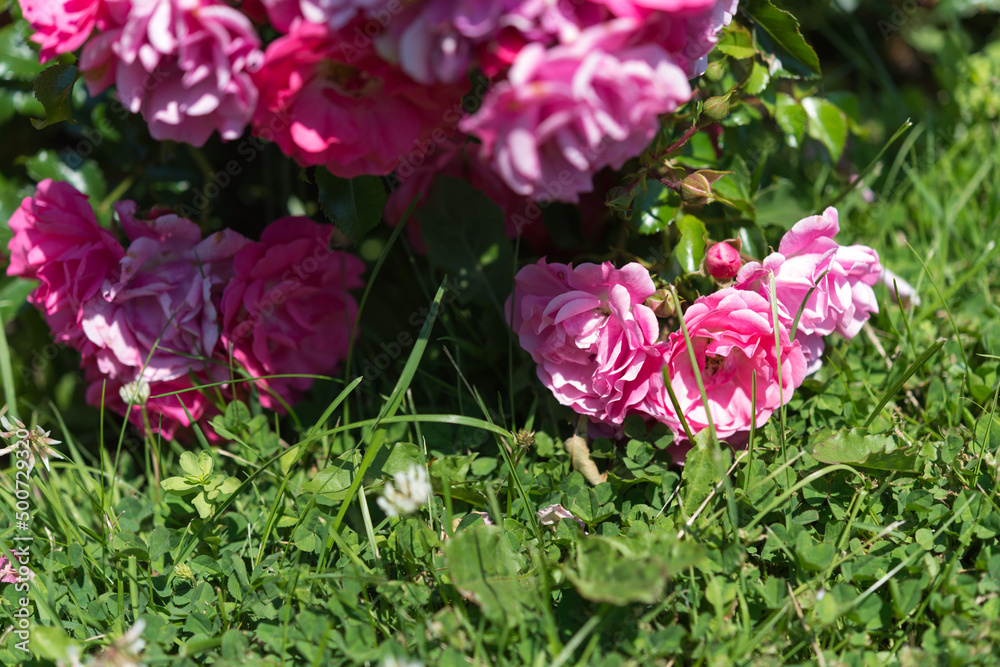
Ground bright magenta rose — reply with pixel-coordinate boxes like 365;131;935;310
663;288;806;440
251;20;466;178
221;217;365;409
18;0;125;62
6;179;124;346
508;259;674;427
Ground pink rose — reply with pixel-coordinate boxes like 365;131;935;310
259;0;381;32
664;288;806;440
704;240;741;280
508;259;675;426
81;202;248;383
17;0;122;62
81;0;263;146
251;20;466;178
735;207;882;374
461;20;692;202
5;179;124;346
221;217;365;409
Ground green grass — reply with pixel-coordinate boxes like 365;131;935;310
2;3;1000;666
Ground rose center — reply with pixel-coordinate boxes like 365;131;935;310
318;61;380;98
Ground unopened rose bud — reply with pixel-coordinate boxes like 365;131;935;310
705;241;742;281
645;288;675;318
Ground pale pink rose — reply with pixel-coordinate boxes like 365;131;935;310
81;202;249;383
81;0;263;146
735;207;882;374
17;0;125;62
220;217;365;409
85;370;220;441
251;20;467;178
5;179;124;347
461;19;692;202
663;288;806;440
631;0;738;77
508;259;676;427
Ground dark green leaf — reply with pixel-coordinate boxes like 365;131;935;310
630;179;679;235
681;429;729;513
775;93;806;147
22;149;107;200
316;169;387;243
31;62;77;129
747;0;821;78
0;24;44;82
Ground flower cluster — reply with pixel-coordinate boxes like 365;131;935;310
19;0;735;222
508;207;883;455
6;179;364;438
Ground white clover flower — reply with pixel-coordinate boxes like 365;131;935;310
0;415;64;474
118;380;151;407
380;656;424;667
377;464;431;517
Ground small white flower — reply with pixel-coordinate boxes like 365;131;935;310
377;464;431;517
381;656;424;667
118;380;151;407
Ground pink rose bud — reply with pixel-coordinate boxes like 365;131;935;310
705;241;742;280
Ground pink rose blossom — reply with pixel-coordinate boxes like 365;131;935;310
81;202;248;383
631;0;738;77
663;287;806;440
18;0;126;62
251;20;467;177
5;179;124;347
81;0;263;146
508;259;676;427
221;217;365;409
735;207;882;374
461;20;692;202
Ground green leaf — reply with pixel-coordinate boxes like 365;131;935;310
302;458;355;499
31;63;78;129
716;23;757;60
746;59;772;95
681;429;729;513
775;93;806;148
160;477;198;494
22;149;107;200
565;533;704;605
445;525;535;626
29;626;77;662
224;400;251;432
812;428;923;472
178;451;204;478
747;0;821;78
420;176;513;306
111;530;149;560
803;97;848;162
630;179;678;235
191;493;214;519
675;214;707;274
316;169;386;243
